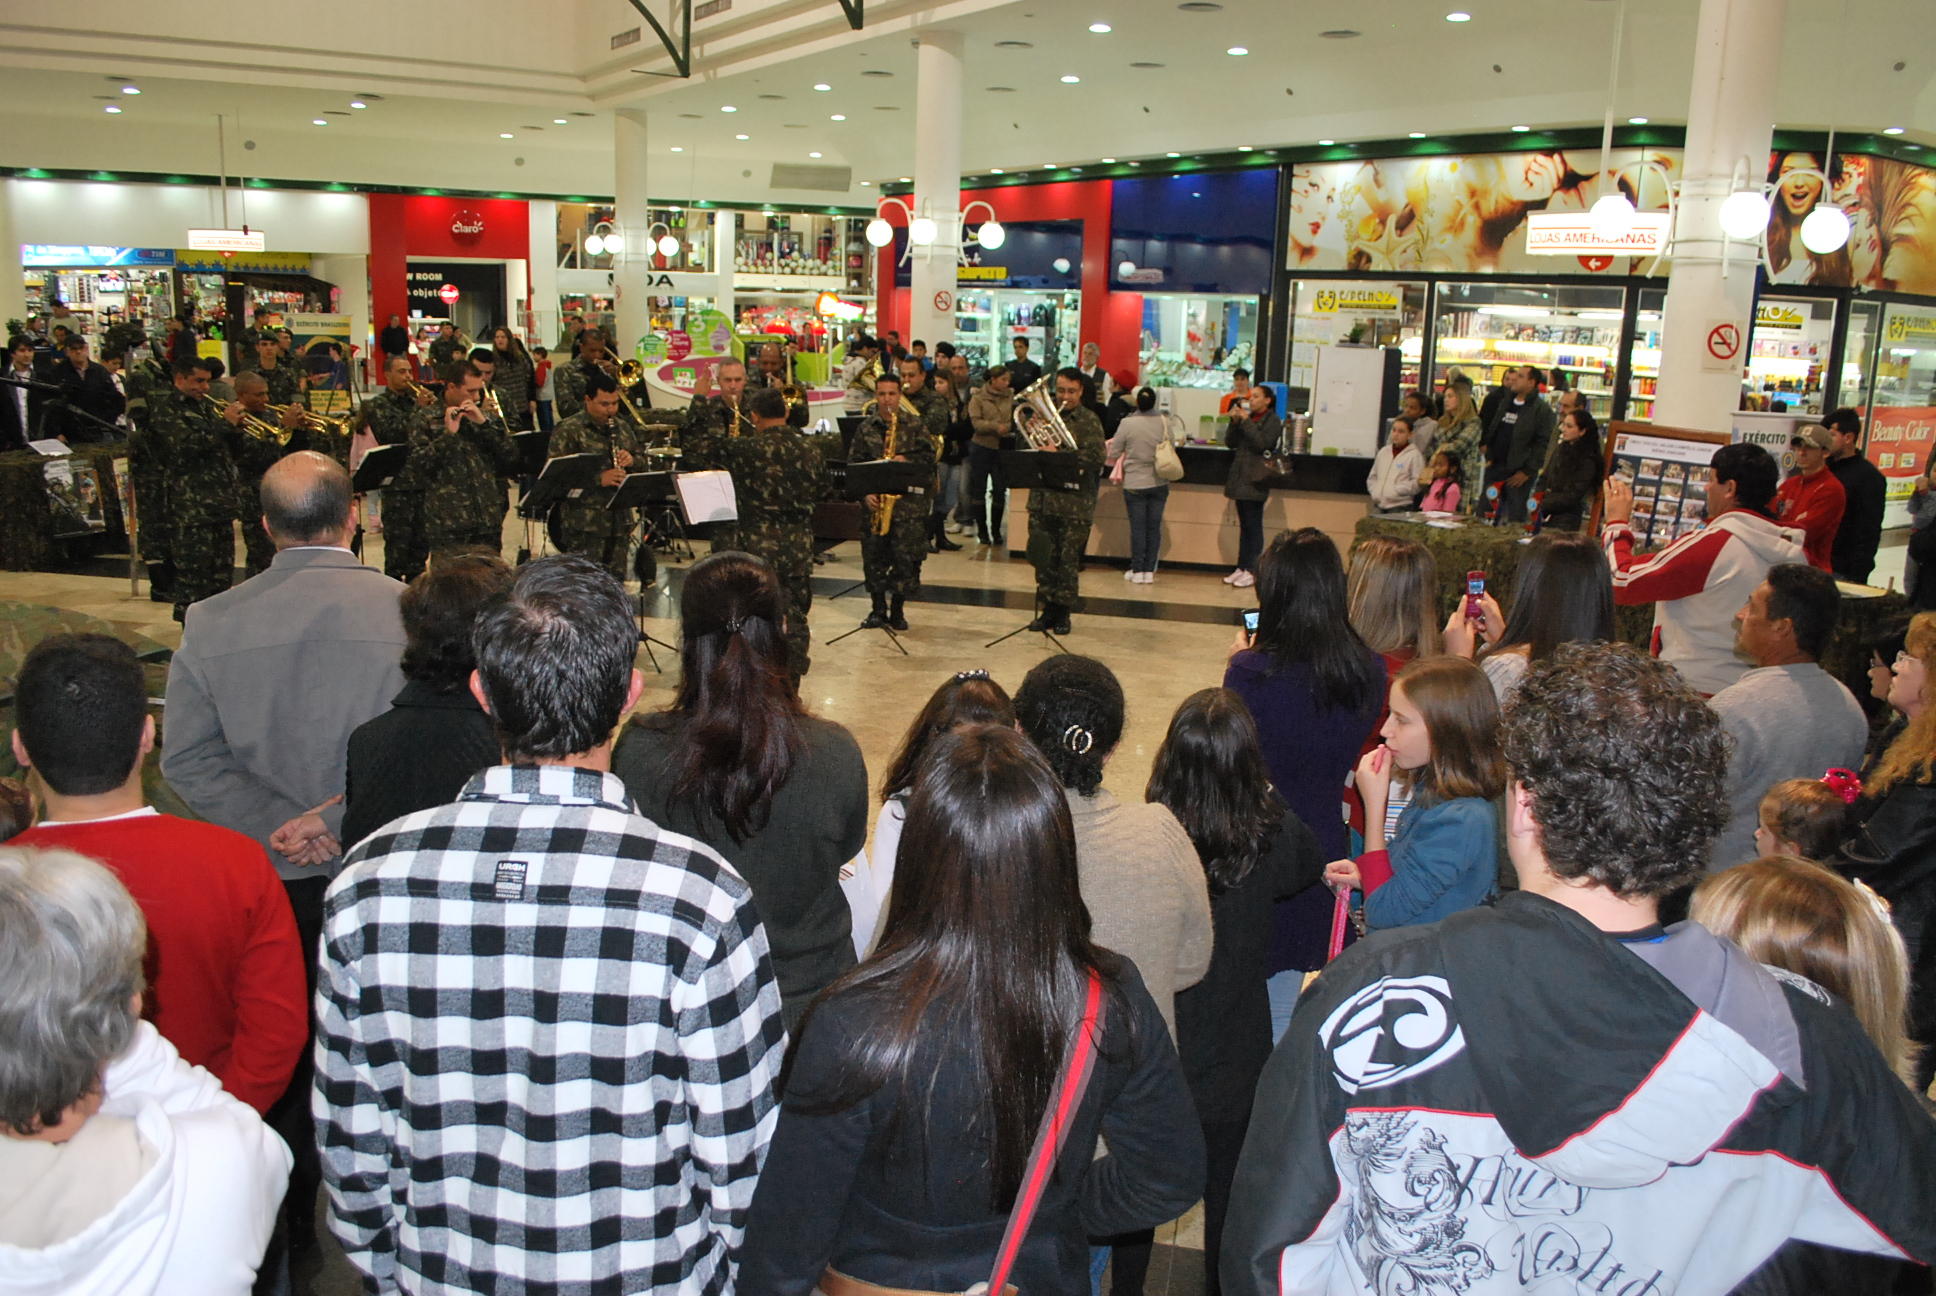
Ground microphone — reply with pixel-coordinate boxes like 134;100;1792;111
0;374;66;394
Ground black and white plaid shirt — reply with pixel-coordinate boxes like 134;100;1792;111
313;764;786;1294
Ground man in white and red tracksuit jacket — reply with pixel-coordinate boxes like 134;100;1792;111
1223;643;1936;1296
1601;442;1805;696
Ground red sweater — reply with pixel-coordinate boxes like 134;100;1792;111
14;811;307;1113
1774;468;1846;571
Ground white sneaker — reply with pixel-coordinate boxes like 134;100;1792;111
1137;571;1154;584
1123;568;1138;581
1231;570;1256;588
1222;569;1242;585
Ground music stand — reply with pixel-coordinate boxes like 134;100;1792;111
511;430;550;479
514;453;604;563
351;444;408;494
983;450;1092;653
636;450;695;561
609;470;682;670
826;458;932;601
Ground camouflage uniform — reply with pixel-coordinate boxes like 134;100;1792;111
552;359;601;422
903;386;951;571
149;387;243;620
226;406;294;577
489;353;536;431
685;419;831;680
426;335;466;371
358;388;427;581
1026;402;1107;614
546;410;646;580
681;396;752;553
398;405;520;559
241;362;304;408
122;358;174;593
849;404;937;600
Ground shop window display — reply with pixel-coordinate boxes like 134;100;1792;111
953;289;1081;376
1431;283;1626;418
1288;281;1425;397
1138;294;1257;389
1864;302;1936;526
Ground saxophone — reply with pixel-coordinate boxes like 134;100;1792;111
872;404;901;535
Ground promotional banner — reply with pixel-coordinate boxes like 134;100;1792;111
1763;150;1936;292
1864;404;1936;529
1287;148;1681;274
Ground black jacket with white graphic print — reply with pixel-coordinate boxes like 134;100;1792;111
1221;891;1936;1296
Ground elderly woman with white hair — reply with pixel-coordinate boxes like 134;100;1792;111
0;846;290;1294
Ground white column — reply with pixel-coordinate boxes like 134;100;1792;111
1652;0;1786;432
909;30;964;351
311;254;370;382
713;208;736;327
613;109;653;361
0;181;25;331
526;200;559;345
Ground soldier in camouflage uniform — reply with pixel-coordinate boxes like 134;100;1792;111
896;356;959;569
684;385;829;681
149;357;248;621
398;360;521;560
545;368;645;581
357;355;435;581
239;334;306;408
680;357;753;553
553;327;615;423
426;322;466;373
122;353;176;598
1025;368;1108;635
848;371;935;632
229;373;307;576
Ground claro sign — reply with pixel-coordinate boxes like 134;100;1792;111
450;210;487;242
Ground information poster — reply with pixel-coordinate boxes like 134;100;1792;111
43;457;107;537
1606;425;1725;551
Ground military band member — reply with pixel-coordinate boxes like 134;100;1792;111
682;358;753;552
897;356;959;559
122;350;176;598
426;321;465;371
230;373;308;576
358;356;437;580
745;342;790;391
240;333;305;408
1024;368;1107;635
147;358;261;620
683;385;829;682
849;372;935;632
841;335;881;415
553;327;615;423
545;368;644;580
400;361;521;560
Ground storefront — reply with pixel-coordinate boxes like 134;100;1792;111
20;245;175;341
368;194;531;367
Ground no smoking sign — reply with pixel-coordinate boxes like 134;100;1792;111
1702;319;1744;372
933;290;954;313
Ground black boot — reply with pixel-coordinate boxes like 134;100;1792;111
932;514;961;552
888;595;909;631
861;592;890;629
1051;603;1072;634
989;498;1006;546
977;500;993;546
1025;602;1056;632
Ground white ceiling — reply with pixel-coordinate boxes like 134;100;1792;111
0;0;1930;207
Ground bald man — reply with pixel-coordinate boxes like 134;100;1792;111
163;449;409;1247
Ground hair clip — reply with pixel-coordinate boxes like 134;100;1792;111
724;616;745;634
1062;723;1094;756
1821;768;1862;805
955;669;990;683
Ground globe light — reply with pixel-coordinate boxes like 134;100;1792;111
1719;189;1772;241
1589;193;1636;239
865;217;894;247
656;234;681;258
1117;260;1137;278
600;231;624;254
1052;256;1071;274
584;233;606;256
1800;204;1852;254
976;219;1006;250
909;216;939;245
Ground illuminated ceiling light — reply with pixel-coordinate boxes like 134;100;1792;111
1237;145;1252;152
121;85;141;95
865;217;894;247
499;131;513;138
553;117;568;124
813;83;832;91
1101;157;1117;163
1060;74;1081;83
809;150;823;158
735;133;750;140
1227;46;1249;55
1800;204;1852;254
670;145;684;152
1627;116;1649;124
831;113;847;121
1318;138;1336;146
1719;189;1772;239
1165;151;1180;157
899;176;913;182
977;219;1006;249
1089;22;1112;33
351;100;370;109
1511;125;1531;132
104;104;122;113
991;167;1005;174
1409;131;1427;139
909;216;938;244
1885;126;1906;135
1445;10;1472;20
721;105;737;112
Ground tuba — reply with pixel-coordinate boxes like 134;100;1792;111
1010;374;1078;452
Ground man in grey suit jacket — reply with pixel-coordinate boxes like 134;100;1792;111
162;450;406;1256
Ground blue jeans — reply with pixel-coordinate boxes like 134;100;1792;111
967;443;1008;540
935;457;961;517
1267;969;1302;1043
536;399;554;432
1123;484;1169;572
1235;497;1266;572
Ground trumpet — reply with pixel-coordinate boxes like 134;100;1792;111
271;403;350;437
1011;375;1079;452
779;384;808;428
405;379;441;402
203;394;294;446
871;405;902;536
479;386;504;419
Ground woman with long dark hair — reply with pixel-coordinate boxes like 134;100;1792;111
1148;689;1321;1296
1535;409;1605;532
1223;528;1383;1031
489;326;537;431
1444;531;1615;702
737;725;1204;1296
612;552;867;1029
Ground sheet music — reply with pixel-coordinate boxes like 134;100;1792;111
676;469;739;523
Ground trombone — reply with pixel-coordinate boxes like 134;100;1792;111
271;403;351;437
615;359;652;430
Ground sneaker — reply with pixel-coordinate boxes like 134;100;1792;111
1137;571;1154;584
1222;569;1243;585
1231;570;1256;588
1123;568;1137;581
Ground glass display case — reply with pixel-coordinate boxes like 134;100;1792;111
1839;299;1881;411
1742;295;1836;414
1289;280;1426;397
733;212;852;278
1431;282;1627;420
1136;293;1259;389
555;202;712;272
953;289;1082;375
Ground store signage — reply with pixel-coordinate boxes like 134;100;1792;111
665;331;693;362
1885;311;1936;345
438;283;461;305
1120;268;1166;285
1524;212;1671;256
450;210;486;242
1755;304;1807;330
1308;287;1402;316
187;228;267;254
21;244;174;268
957;265;1010;282
816;291;865;322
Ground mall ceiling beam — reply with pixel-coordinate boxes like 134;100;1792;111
836;0;864;30
627;0;692;78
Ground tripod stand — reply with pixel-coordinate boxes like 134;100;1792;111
984;605;1071;654
610;469;683;670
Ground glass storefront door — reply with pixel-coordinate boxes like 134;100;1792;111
1838;299;1880;412
954;288;1081;376
1744;296;1836;414
1430;282;1627;419
1865;302;1936;527
1629;288;1664;424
